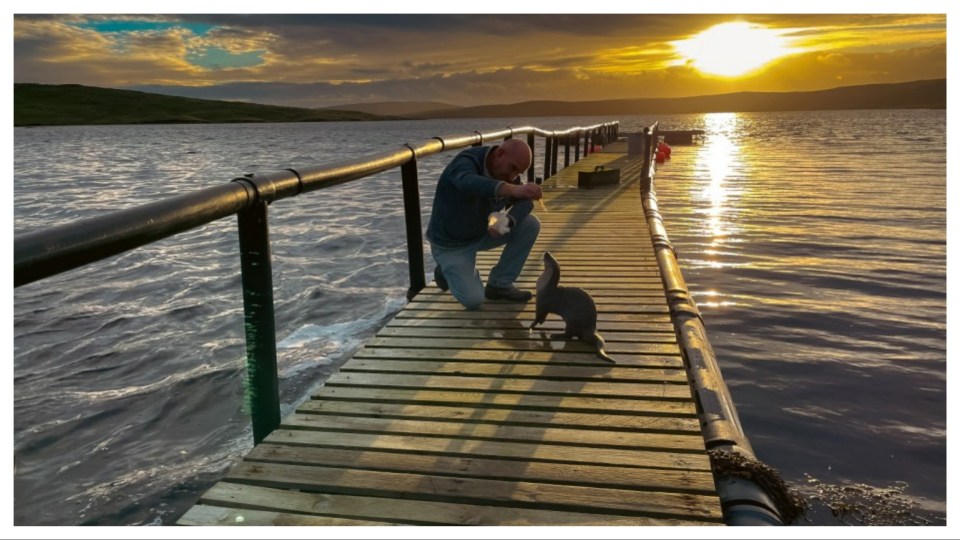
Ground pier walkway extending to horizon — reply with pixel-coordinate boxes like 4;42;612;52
177;142;726;526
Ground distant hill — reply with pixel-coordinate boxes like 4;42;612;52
16;79;945;126
321;101;461;117
14;83;395;126
416;79;946;119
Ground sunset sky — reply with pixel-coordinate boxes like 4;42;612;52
12;11;948;109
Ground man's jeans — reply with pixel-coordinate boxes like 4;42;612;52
429;215;540;310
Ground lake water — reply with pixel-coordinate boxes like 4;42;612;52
12;110;946;525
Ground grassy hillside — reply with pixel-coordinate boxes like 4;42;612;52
14;83;394;126
18;79;944;126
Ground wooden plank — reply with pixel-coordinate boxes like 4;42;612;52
482;278;664;285
374;326;677;343
471;269;662;275
417;288;669;299
526;237;653;243
485;272;664;280
392;309;672;323
402;302;670;314
280;413;704;452
415;284;665;294
350;347;684;367
265;429;709;470
297;400;699;432
223;462;723;521
196;483;718;525
525;247;652;252
247;444;716;493
310;386;698;416
324;372;693;400
480;266;659;273
483;266;661;273
339;359;689;383
385;316;675;332
178;504;400;526
477;254;654;260
361;336;680;355
452;282;668;290
506;278;667;286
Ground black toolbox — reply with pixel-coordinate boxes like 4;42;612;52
577;165;620;188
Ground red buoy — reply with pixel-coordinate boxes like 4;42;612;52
592;145;603;153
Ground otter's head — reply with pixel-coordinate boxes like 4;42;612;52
537;251;560;293
542;251;558;268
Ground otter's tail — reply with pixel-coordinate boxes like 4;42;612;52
593;332;615;363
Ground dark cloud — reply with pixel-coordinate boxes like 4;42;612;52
126;37;946;110
168;13;734;55
177;14;703;37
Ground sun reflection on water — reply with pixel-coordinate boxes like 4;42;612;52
694;113;743;248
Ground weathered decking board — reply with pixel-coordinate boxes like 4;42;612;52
178;143;724;526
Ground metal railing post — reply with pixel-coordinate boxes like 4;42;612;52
563;134;570;168
527;133;535;183
550;135;559;176
400;153;425;300
236;199;280;445
574;131;581;162
641;126;652;191
543;136;553;180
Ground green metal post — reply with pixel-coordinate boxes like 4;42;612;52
237;201;281;445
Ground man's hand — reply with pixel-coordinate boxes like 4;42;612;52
502;182;542;200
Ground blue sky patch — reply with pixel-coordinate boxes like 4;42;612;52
75;19;215;36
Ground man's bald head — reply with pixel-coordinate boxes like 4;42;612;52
488;139;532;182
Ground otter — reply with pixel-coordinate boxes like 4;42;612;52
530;251;614;363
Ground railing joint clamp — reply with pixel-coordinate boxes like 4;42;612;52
285;168;304;197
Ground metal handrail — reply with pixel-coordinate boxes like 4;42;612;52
14;120;619;444
638;124;784;525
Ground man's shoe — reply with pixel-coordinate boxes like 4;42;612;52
484;284;532;303
434;265;449;291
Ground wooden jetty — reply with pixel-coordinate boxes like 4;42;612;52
177;141;725;526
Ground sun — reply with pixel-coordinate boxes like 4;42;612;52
672;22;797;77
